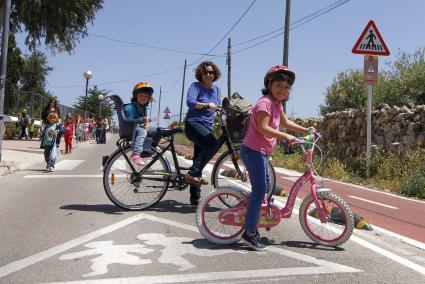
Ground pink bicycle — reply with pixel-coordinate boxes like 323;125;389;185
196;132;354;247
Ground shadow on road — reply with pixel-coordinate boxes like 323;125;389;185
271;240;345;251
148;199;198;214
60;204;126;215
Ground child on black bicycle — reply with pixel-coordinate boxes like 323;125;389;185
240;65;311;251
123;81;154;166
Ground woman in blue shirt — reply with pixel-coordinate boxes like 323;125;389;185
184;61;222;205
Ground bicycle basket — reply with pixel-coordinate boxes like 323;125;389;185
226;111;251;143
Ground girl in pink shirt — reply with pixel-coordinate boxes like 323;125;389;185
240;66;310;251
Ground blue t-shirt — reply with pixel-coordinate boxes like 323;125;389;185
123;102;149;126
185;82;220;127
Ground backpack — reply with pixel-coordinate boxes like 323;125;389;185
223;92;252;143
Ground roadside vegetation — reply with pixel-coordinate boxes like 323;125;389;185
174;133;424;200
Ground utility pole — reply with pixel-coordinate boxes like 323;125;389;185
282;0;291;114
0;0;11;162
227;38;231;99
178;59;187;127
157;86;162;127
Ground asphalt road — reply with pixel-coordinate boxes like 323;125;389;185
0;134;424;283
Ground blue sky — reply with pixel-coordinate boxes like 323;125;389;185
16;0;425;123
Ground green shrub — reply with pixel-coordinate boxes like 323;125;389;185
174;133;193;147
319;157;351;181
399;148;425;199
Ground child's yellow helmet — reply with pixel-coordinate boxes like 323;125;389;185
133;82;154;97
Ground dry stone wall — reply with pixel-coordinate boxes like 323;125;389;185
292;104;425;166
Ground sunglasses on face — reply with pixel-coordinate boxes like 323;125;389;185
203;70;215;76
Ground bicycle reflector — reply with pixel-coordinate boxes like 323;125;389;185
111;173;115;185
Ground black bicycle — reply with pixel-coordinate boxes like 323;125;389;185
102;95;276;210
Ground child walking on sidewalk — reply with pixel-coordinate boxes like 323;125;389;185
42;112;63;172
64;115;74;154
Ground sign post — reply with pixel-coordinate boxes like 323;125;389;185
352;20;389;177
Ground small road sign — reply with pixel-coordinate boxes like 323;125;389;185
364;55;378;84
163;113;170;120
164;107;171;113
352;20;390;56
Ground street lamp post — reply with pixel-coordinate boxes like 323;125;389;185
83;70;93;122
98;94;104;117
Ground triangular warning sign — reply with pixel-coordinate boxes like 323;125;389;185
164;107;171;113
352;20;390;56
368;66;374;72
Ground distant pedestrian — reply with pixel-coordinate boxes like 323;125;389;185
28;119;36;139
18;109;31;139
41;98;61;147
42;112;62;172
64;115;74;154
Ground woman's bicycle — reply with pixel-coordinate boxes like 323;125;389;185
196;132;355;247
102;95;276;210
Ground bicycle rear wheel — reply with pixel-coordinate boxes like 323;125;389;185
299;191;354;247
103;145;171;210
196;186;248;245
212;146;275;199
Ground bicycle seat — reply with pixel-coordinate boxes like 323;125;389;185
157;127;183;137
110;95;139;139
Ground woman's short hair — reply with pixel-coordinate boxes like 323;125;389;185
194;61;222;82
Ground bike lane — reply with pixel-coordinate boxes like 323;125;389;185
175;144;425;245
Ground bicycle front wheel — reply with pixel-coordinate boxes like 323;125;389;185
103;145;171;210
299;191;354;247
212;146;275;198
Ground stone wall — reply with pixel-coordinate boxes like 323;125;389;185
292;104;425;166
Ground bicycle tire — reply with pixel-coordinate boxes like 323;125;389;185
299;191;354;247
196;186;249;245
211;146;276;202
103;145;171;210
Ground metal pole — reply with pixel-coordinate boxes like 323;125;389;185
282;0;291;114
31;93;34;116
157;86;162;127
99;99;101;117
179;59;187;127
0;0;11;162
366;84;372;177
84;78;89;122
227;38;231;99
40;96;43;119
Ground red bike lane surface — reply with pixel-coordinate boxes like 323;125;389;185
175;144;425;244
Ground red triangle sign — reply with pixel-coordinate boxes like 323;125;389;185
352;20;390;56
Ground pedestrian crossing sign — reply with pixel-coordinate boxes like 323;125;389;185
352;20;390;56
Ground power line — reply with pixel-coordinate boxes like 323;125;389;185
88;33;223;57
233;0;351;53
49;0;349;90
188;0;257;66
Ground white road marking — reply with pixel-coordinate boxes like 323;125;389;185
348;195;398;209
0;213;359;282
24;175;102;178
54;160;84;171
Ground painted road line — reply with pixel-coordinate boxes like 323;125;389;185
0;213;359;281
24;175;103;178
272;197;425;277
348;195;398;209
54;160;84;170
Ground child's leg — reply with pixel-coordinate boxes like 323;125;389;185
240;145;268;234
131;124;147;154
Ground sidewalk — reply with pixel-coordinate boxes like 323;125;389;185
0;137;94;177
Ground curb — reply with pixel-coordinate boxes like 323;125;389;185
0;161;22;177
